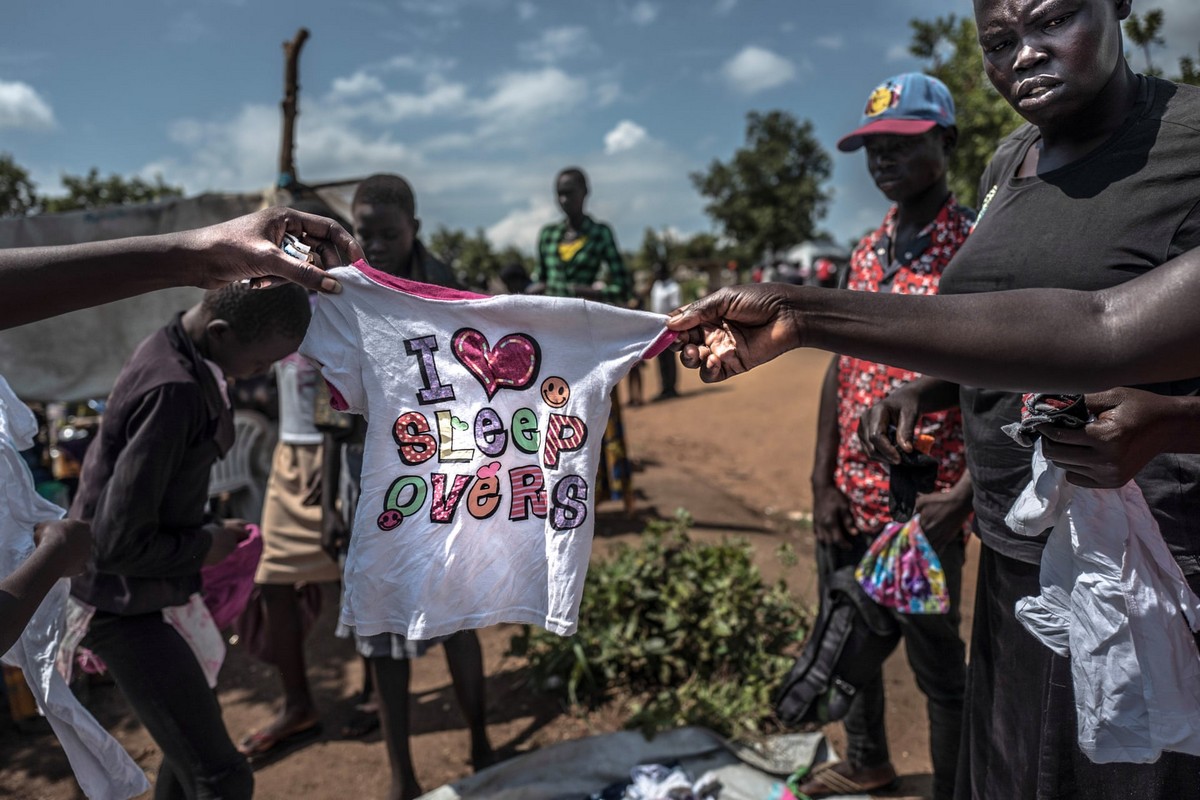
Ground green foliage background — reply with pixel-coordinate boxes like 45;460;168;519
511;511;807;740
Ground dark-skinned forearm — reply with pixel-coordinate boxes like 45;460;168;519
811;358;842;490
790;247;1200;392
0;542;74;654
901;376;962;415
0;234;200;330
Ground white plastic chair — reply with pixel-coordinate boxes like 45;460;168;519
209;410;276;523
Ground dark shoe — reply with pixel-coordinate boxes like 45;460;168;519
237;720;322;761
339;707;380;738
795;761;897;798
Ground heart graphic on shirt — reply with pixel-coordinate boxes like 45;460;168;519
451;328;542;400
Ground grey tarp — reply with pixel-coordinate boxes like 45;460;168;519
418;727;867;800
0;193;268;402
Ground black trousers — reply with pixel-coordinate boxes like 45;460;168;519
956;544;1200;800
816;533;966;800
85;611;253;800
656;351;677;396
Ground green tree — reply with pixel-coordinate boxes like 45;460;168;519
690;110;832;259
1125;9;1166;76
41;168;183;213
910;15;1025;208
1179;48;1200;86
1125;8;1200;86
427;225;504;290
0;153;39;217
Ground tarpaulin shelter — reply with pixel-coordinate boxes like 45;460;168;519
0;183;357;403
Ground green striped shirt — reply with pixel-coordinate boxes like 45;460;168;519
536;215;631;303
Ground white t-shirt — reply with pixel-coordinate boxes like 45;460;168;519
649;278;681;316
0;375;150;800
299;262;673;639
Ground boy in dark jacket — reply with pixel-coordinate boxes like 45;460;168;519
72;281;310;800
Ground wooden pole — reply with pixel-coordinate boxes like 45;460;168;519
278;27;310;188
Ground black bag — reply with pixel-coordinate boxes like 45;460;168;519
774;565;900;726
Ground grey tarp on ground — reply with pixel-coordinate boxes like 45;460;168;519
0;193;267;402
418;727;866;800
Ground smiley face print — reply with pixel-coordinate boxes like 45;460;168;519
540;376;571;409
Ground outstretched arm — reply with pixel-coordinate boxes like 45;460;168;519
0;207;364;331
0;520;91;655
668;244;1200;393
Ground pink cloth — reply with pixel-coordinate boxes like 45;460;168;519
200;524;263;630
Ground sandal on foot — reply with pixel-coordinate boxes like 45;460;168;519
340;708;380;738
795;761;897;798
237;721;321;759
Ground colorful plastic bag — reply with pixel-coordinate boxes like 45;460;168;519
855;514;949;614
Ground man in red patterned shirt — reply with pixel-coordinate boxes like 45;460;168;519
801;73;974;800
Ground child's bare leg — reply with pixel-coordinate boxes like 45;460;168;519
262;585;318;727
371;657;421;800
443;630;494;768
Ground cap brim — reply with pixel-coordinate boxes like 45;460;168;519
836;118;939;152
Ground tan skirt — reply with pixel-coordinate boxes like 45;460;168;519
254;442;342;585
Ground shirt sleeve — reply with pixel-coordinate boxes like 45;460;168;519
89;384;214;578
597;225;632;304
1168;197;1200;260
534;225;551;283
298;293;367;415
585;302;673;387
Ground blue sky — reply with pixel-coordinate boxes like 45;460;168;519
4;0;1198;253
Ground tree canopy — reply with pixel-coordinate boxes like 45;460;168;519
426;225;535;292
690;110;832;260
0;153;184;217
1124;8;1200;86
909;15;1024;209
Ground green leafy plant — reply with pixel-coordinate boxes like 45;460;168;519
510;510;807;740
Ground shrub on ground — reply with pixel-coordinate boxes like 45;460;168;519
510;510;807;740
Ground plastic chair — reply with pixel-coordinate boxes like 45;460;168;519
209;410;276;523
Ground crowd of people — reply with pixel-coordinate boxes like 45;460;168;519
4;0;1200;798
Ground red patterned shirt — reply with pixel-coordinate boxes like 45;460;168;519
833;196;974;534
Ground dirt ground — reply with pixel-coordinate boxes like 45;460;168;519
1;349;977;799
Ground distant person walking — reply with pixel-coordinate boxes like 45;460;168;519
648;261;680;400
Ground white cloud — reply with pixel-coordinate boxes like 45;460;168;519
815;34;844;50
167;11;208;44
721;46;796;94
713;0;737;15
474;68;586;132
604;120;648;154
518;26;595;63
0;80;55;130
359;80;470;124
486;197;558;250
157;102;418;193
885;43;911;62
596;81;621;107
331;70;386;98
628;1;658;26
515;0;536;20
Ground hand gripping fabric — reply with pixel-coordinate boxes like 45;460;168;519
774;565;899;726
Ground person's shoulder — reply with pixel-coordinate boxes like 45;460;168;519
989;123;1038;169
946;196;978;228
1151;76;1200;131
416;243;466;290
113;324;193;393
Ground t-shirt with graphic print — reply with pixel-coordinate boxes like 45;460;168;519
299;261;673;639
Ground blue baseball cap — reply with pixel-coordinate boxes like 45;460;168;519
837;73;956;153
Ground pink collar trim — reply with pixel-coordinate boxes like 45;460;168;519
351;259;487;300
350;258;674;360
